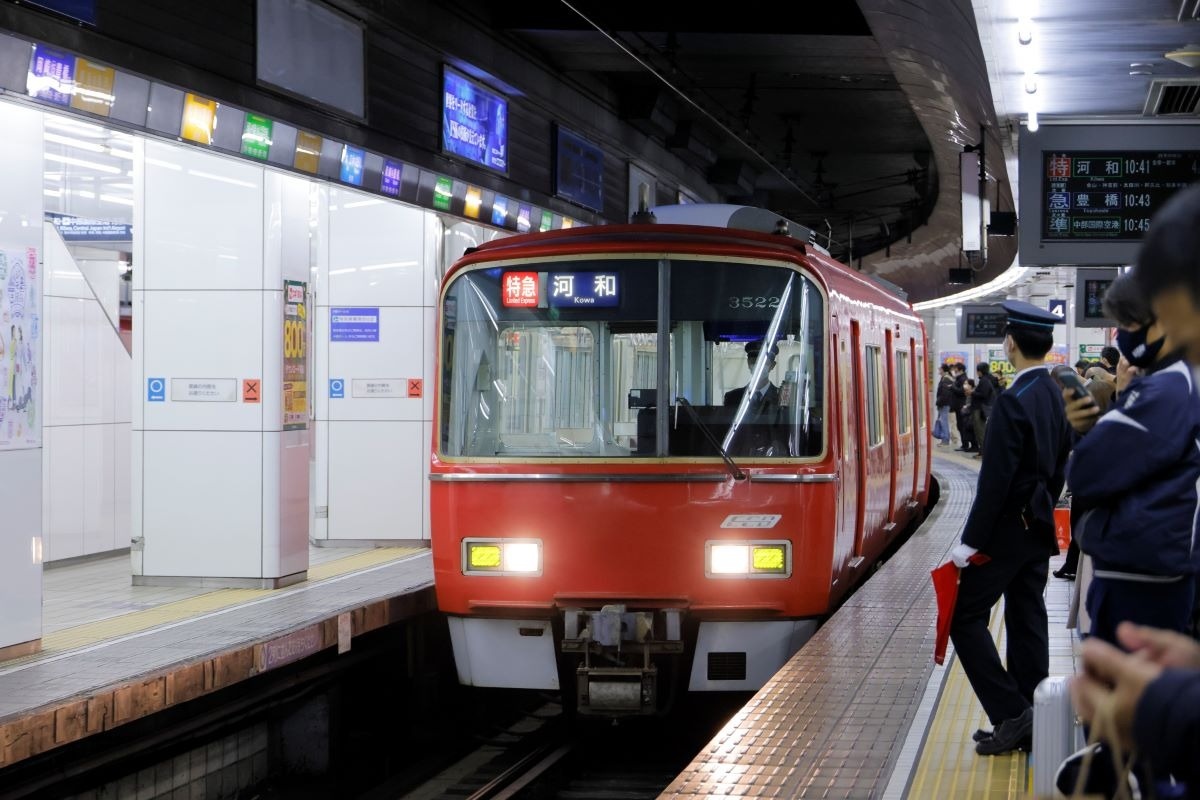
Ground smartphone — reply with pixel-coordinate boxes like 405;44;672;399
1052;365;1094;402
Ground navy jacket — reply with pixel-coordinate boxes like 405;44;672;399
1135;668;1200;792
961;367;1073;557
1068;356;1200;576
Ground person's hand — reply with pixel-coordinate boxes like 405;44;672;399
950;542;978;568
1117;621;1200;669
1116;357;1139;393
1063;390;1100;433
1070;636;1163;752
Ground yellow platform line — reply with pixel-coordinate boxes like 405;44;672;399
907;600;1031;799
28;546;424;661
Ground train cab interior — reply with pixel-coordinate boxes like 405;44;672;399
439;257;826;462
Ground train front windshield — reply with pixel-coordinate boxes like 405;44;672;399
439;257;825;460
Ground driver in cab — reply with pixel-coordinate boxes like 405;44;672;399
724;338;787;456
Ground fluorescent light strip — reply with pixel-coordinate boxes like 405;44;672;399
44;132;106;152
44;152;122;174
912;266;1031;311
360;261;417;271
185;169;256;188
43;115;106;137
99;193;133;206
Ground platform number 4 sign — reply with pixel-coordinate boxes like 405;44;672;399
1048;299;1066;320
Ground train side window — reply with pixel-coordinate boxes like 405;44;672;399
916;349;925;429
895;351;911;434
865;345;883;446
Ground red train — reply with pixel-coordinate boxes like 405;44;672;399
430;204;933;715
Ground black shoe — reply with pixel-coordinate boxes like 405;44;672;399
975;707;1033;756
972;728;993;742
1053;568;1077;581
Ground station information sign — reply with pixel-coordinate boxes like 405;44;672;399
1042;151;1200;241
959;303;1008;344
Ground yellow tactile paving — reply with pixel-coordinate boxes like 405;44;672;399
24;546;424;661
908;601;1032;798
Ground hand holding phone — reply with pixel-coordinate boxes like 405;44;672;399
1052;365;1093;402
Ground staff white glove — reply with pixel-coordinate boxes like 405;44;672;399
950;542;979;569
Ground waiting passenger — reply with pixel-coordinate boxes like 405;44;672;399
1099;345;1121;376
1070;182;1200;795
1062;272;1200;647
935;364;955;446
970;362;996;455
948;300;1072;756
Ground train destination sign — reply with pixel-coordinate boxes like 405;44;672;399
1042;151;1200;241
548;272;618;308
959;303;1008;344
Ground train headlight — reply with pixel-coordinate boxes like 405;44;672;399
462;539;542;576
706;540;791;578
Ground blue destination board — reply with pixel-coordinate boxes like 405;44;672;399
548;272;619;308
330;307;379;342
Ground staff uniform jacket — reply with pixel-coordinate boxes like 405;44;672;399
961;367;1072;557
1067;355;1200;577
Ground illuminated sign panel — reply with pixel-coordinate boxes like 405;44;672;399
548;272;618;308
27;45;74;106
1042;151;1200;241
181;93;218;145
340;145;365;185
501;272;539;308
241;113;273;160
381;159;403;196
958;304;1008;344
441;67;508;172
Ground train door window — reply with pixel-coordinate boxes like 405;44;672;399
865;345;883;446
895;351;911;434
916;348;925;429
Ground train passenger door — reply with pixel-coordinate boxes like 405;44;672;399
849;321;867;563
911;341;922;502
833;320;859;572
884;329;897;527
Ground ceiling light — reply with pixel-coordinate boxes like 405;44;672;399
1165;45;1200;69
1024;73;1038;93
44;152;122;174
1129;62;1155;76
1017;19;1034;45
1027;110;1039;132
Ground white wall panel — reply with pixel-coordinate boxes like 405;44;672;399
83;302;110;424
43;227;91;300
260;290;284;434
277;430;309;575
0;449;42;646
422;305;435;422
45;425;84;562
328;420;423;539
143;141;265;292
114;422;131;551
142;431;263;577
83;424;116;554
114;333;131;424
327;306;425;422
130;428;143;574
141;291;265;432
328;191;425;306
77;259;121;324
45;296;84;427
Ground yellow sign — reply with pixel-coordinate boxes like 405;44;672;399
70;58;114;116
283;280;308;431
294;131;322;174
181;93;217;145
464;185;482;219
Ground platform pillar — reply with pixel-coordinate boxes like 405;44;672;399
132;139;310;587
0;103;44;656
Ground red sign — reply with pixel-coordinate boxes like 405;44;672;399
243;379;260;403
502;272;539;308
408;378;423;398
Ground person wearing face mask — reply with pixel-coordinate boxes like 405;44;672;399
1060;271;1200;648
947;300;1073;755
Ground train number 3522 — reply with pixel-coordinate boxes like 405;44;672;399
728;296;781;309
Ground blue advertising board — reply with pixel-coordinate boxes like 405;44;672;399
548;272;619;308
27;44;74;106
340;145;365;186
330;307;379;342
442;67;507;173
381;159;403;196
554;125;604;212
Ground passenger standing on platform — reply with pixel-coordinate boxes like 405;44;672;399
935;364;954;446
1061;272;1200;646
947;300;1072;756
970;362;995;456
1099;345;1121;376
1071;182;1200;793
951;364;974;452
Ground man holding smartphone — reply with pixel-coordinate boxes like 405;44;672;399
948;299;1073;755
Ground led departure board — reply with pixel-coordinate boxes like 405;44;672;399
1041;151;1200;241
959;304;1008;344
1019;125;1200;266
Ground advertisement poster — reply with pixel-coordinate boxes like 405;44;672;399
938;350;968;368
1079;343;1105;362
0;247;40;449
986;347;1015;382
283;280;308;431
441;67;508;172
1045;345;1069;365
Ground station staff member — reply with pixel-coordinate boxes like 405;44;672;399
948;300;1073;756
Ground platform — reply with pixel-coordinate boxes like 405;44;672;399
0;545;434;770
663;454;1078;799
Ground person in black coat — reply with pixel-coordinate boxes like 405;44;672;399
724;338;786;456
723;339;781;410
935;364;955;446
970;362;996;455
951;363;976;452
947;300;1073;756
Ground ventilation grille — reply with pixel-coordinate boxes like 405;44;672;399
1144;79;1200;116
707;651;747;681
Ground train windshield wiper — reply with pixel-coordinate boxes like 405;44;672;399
674;397;745;481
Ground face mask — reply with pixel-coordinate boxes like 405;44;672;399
1115;326;1165;368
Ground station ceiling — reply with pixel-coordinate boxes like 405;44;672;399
482;0;1199;302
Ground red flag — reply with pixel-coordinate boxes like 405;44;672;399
931;554;990;665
